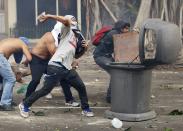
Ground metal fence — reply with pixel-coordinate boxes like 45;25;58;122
10;25;52;39
9;24;87;39
0;13;5;33
0;0;4;10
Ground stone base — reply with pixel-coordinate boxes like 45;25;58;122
105;110;156;122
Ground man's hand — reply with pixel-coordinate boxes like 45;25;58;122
15;72;24;83
21;59;29;67
81;40;89;50
71;60;79;69
37;12;48;23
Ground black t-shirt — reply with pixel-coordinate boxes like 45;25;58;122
93;29;120;58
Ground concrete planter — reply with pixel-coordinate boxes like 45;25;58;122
105;63;156;121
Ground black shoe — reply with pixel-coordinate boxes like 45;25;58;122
106;96;111;103
11;101;17;107
0;105;15;111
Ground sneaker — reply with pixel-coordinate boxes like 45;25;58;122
65;100;80;107
82;108;94;117
45;93;53;99
19;103;30;118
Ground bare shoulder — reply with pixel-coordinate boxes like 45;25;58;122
0;38;17;43
42;32;55;44
0;38;22;46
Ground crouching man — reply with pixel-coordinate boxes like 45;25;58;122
0;37;32;111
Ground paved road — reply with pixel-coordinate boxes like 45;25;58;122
0;54;183;131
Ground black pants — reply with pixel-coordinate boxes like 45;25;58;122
23;65;89;110
94;55;114;99
60;75;74;102
25;54;74;102
25;54;49;98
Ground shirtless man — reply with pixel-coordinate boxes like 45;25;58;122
0;37;32;111
24;31;56;100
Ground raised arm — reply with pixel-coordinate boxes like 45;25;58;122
38;13;70;26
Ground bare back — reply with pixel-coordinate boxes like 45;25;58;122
0;38;29;59
31;32;56;60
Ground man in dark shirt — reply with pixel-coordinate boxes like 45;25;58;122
93;20;130;103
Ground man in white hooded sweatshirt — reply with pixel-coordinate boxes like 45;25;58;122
24;14;81;107
19;14;94;118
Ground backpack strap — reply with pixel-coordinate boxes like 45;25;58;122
100;28;114;42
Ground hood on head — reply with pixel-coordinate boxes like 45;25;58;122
114;20;130;32
64;15;78;30
64;15;76;21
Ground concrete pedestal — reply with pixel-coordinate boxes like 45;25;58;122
105;63;156;121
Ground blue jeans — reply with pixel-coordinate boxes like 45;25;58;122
0;54;16;105
0;75;2;100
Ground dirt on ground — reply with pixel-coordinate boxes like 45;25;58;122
0;44;183;131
